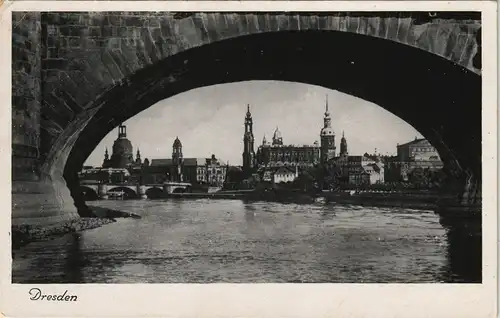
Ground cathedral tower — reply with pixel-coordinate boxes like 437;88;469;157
242;104;255;175
172;137;183;182
340;131;348;156
320;95;336;164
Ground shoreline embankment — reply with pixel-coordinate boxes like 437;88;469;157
162;189;449;210
321;191;450;210
11;206;141;250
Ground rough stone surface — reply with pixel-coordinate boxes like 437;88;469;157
11;12;482;223
12;12;42;181
38;13;481;170
11;217;116;250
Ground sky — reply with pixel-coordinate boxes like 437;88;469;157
84;80;423;167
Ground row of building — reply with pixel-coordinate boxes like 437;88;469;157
79;97;443;188
241;97;443;186
80;125;229;188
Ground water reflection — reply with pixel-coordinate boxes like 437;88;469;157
63;233;84;283
11;200;481;283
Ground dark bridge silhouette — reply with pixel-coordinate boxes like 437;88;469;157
12;12;481;225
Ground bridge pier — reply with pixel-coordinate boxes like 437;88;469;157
97;184;108;200
137;185;147;199
435;174;482;282
163;184;172;194
436;205;482;282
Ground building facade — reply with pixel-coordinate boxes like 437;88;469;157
271;166;299;184
255;128;321;169
397;137;442;163
79;167;131;184
142;138;228;187
327;132;385;186
383;137;444;181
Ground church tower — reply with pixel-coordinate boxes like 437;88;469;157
102;147;111;168
135;148;142;165
340;131;348;156
242;104;255;176
172;137;183;182
320;95;336;164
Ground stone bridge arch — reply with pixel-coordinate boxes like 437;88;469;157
145;186;164;199
107;186;138;199
11;12;482;221
170;186;189;194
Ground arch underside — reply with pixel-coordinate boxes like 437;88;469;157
171;187;187;193
80;186;98;200
107;186;138;197
55;30;480;215
145;187;164;197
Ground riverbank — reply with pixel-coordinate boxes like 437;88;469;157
11;206;141;250
322;191;448;210
163;189;447;209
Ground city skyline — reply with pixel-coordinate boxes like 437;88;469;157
84;81;423;167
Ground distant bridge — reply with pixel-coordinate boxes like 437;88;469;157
80;182;192;199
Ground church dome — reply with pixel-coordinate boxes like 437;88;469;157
173;137;182;148
112;137;133;156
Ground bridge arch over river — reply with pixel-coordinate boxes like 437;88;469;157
12;12;481;223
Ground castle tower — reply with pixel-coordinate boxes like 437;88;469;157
272;127;283;146
340;131;348;156
242;104;255;176
262;135;267;145
320;95;336;164
172;137;183;182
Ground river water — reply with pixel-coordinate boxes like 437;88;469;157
12;199;458;283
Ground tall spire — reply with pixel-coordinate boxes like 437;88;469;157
340;131;348;156
323;95;332;129
325;94;330;116
104;147;109;160
320;93;336;163
246;104;252;119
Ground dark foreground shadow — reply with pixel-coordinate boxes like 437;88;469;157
437;208;482;283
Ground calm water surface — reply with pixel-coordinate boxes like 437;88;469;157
12;199;453;283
